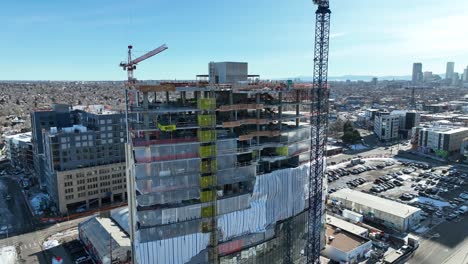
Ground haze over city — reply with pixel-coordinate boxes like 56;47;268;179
1;0;468;80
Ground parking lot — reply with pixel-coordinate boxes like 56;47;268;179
327;158;468;225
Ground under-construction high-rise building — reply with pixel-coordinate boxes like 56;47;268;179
124;61;326;263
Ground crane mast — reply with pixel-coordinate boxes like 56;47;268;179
120;44;168;85
307;0;331;264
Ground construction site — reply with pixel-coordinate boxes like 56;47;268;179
121;1;331;263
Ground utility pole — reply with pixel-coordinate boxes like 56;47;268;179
110;232;112;264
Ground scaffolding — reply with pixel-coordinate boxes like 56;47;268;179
124;73;328;263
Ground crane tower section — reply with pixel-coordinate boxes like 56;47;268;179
307;0;331;263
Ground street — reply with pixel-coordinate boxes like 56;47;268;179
0;177;35;237
0;216;90;263
410;216;468;264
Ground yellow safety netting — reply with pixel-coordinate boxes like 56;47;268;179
197;98;216;110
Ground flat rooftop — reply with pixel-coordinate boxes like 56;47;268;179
325;224;369;253
5;132;32;143
73;104;118;115
326;215;368;236
95;217;131;247
419;126;468;134
330;188;421;218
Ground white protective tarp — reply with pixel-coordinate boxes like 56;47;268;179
135;163;311;263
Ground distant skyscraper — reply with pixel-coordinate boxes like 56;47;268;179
412;63;423;83
423;71;433;82
452;72;459;86
446;62;455;80
463;66;468;82
371;77;378;85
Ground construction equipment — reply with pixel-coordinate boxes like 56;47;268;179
120;44;168;84
307;1;331;264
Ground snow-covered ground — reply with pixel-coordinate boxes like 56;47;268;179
0;246;17;264
30;193;50;215
410;197;450;209
349;144;368;150
43;240;59;250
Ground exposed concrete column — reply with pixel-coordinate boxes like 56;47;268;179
256;93;260;145
296;90;300;127
181;91;186;105
98;198;102;207
143;92;150;141
111;194;114;203
278;92;283;130
166;91;170;103
86;199;90;210
229;91;234;133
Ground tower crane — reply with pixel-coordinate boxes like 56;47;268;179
307;1;331;264
120;44;168;84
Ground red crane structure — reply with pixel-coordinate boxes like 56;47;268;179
120;44;168;84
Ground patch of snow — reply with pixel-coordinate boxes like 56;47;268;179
349;144;368;150
0;246;17;264
43;239;59;250
414;226;429;234
411;197;450;209
30;193;49;215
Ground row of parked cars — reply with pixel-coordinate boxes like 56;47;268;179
371;172;406;193
327;165;377;183
346;178;367;188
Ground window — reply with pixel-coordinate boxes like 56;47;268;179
64;174;73;180
65;188;73;194
76;173;85;179
107;119;112;124
65;195;74;200
64;182;73;187
77;186;85;191
78;192;86;198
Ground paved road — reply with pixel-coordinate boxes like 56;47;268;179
410;215;468;264
0;216;91;263
0;177;35;237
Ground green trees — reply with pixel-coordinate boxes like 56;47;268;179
341;120;361;144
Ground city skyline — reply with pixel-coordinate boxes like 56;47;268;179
1;0;468;80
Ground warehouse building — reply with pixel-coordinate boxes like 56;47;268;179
78;215;131;264
326;214;368;237
321;224;372;264
329;188;422;232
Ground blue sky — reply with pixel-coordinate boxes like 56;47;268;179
1;0;468;80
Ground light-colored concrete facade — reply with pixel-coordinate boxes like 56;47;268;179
415;126;468;156
330;188;422;232
55;162;126;213
374;113;399;142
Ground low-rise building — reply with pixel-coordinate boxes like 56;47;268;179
322;224;372;264
374;112;399;142
78;215;131;264
329;188;422;232
412;125;468;158
326;214;368;237
4;132;33;170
